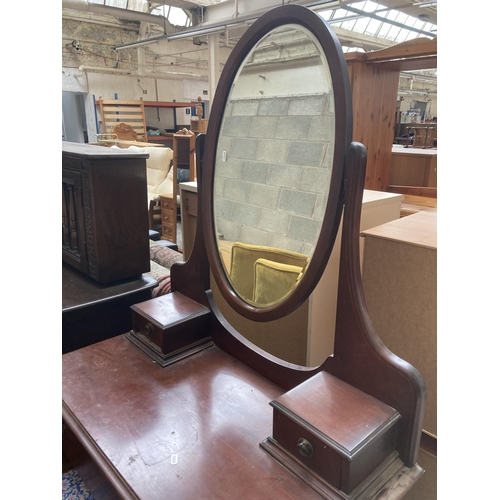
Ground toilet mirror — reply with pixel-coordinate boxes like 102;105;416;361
203;6;352;322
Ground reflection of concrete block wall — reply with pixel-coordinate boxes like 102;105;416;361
214;94;334;256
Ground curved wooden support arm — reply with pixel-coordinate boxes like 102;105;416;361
169;134;210;307
330;142;427;467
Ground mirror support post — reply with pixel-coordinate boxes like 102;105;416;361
208;33;220;108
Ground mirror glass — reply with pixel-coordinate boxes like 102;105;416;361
213;24;335;308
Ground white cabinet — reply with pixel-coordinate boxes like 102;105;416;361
306;190;403;366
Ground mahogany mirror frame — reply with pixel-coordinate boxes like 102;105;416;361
202;4;353;322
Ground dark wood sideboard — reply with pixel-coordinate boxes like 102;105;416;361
62;142;151;283
62;142;158;354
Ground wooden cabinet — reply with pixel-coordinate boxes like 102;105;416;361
361;211;437;500
361;211;436;437
344;38;437;192
62;142;150;283
179;182;198;260
173;130;196;182
190;118;208;134
389;146;437;195
160;194;176;243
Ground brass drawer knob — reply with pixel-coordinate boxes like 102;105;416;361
145;323;155;336
297;438;314;458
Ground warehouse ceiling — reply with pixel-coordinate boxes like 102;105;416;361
62;0;437;94
63;0;437;53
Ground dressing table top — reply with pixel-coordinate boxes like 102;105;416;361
62;335;322;499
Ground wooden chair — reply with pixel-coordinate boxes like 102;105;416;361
113;122;138;141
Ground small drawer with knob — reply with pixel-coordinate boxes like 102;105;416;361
128;292;212;367
160;195;175;212
161;223;175;241
260;371;401;496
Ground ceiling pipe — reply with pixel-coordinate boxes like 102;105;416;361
112;0;340;50
77;64;207;81
78;65;132;75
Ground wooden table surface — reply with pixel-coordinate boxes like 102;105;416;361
361;211;437;250
62;336;323;500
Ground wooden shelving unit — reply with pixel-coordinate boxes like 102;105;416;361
142;101;193;108
143;100;195;142
95;99;198;142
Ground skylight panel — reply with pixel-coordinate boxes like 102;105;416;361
404;31;419;41
332;8;352;21
362;1;380;13
168;6;191;27
394;12;410;25
352;17;371;34
363;19;382;36
318;10;333;22
412;19;427;31
395;28;411;42
340;18;358;31
376;21;392;39
385;10;400;22
342;46;366;53
385;24;402;41
104;0;128;8
422;22;436;33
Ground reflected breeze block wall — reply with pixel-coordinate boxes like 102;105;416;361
214;93;335;257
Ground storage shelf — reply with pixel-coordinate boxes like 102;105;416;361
148;134;174;140
142;101;193;108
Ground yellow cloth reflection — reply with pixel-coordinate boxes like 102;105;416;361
227;242;308;306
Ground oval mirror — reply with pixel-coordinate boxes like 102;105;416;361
203;5;352;322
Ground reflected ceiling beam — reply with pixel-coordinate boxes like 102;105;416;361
334;27;394;51
62;0;167;27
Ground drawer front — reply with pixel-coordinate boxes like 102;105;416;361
162;210;175;225
161;197;174;211
272;410;341;489
132;312;165;352
162;224;175;241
